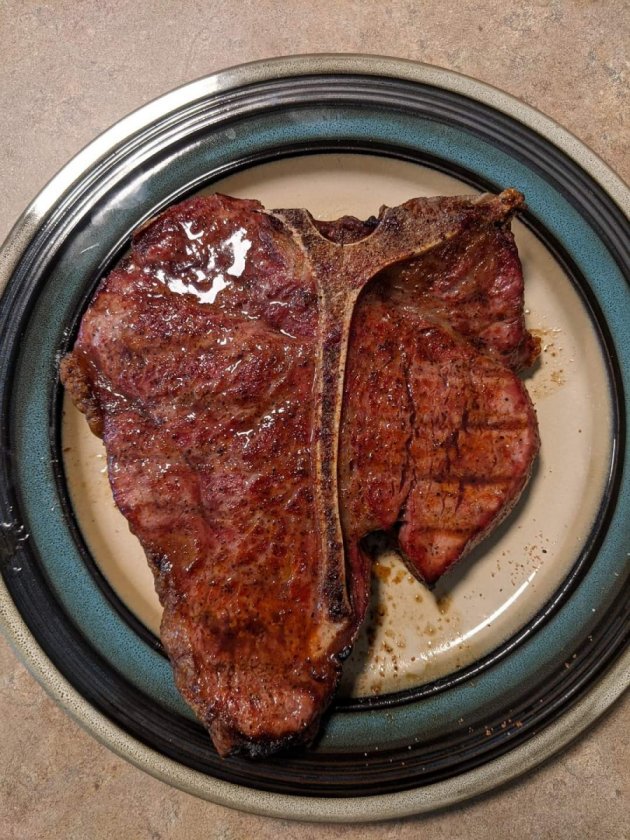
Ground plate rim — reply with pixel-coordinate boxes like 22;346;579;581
1;54;628;298
2;583;628;822
0;55;628;822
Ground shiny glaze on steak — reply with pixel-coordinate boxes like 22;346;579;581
61;190;539;756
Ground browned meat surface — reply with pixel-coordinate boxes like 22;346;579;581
340;220;539;584
60;189;539;757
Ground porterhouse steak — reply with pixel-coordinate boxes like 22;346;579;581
60;189;540;756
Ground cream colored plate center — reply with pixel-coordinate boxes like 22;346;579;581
62;154;612;699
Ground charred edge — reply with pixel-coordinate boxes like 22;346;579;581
396;543;437;590
322;543;349;621
213;697;330;760
212;645;352;760
319;324;352;623
59;351;104;437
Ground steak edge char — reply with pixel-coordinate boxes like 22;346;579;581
61;190;540;757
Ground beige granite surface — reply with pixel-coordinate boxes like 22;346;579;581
0;2;628;838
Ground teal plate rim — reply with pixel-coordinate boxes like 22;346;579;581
0;55;628;822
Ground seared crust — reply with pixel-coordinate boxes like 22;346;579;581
340;198;540;585
60;189;539;756
59;352;103;437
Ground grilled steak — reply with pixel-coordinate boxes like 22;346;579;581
60;189;539;756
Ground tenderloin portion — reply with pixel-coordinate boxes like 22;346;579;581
340;216;539;585
61;189;539;756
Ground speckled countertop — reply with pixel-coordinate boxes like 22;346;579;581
1;2;628;838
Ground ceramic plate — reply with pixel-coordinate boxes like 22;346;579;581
0;56;628;822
